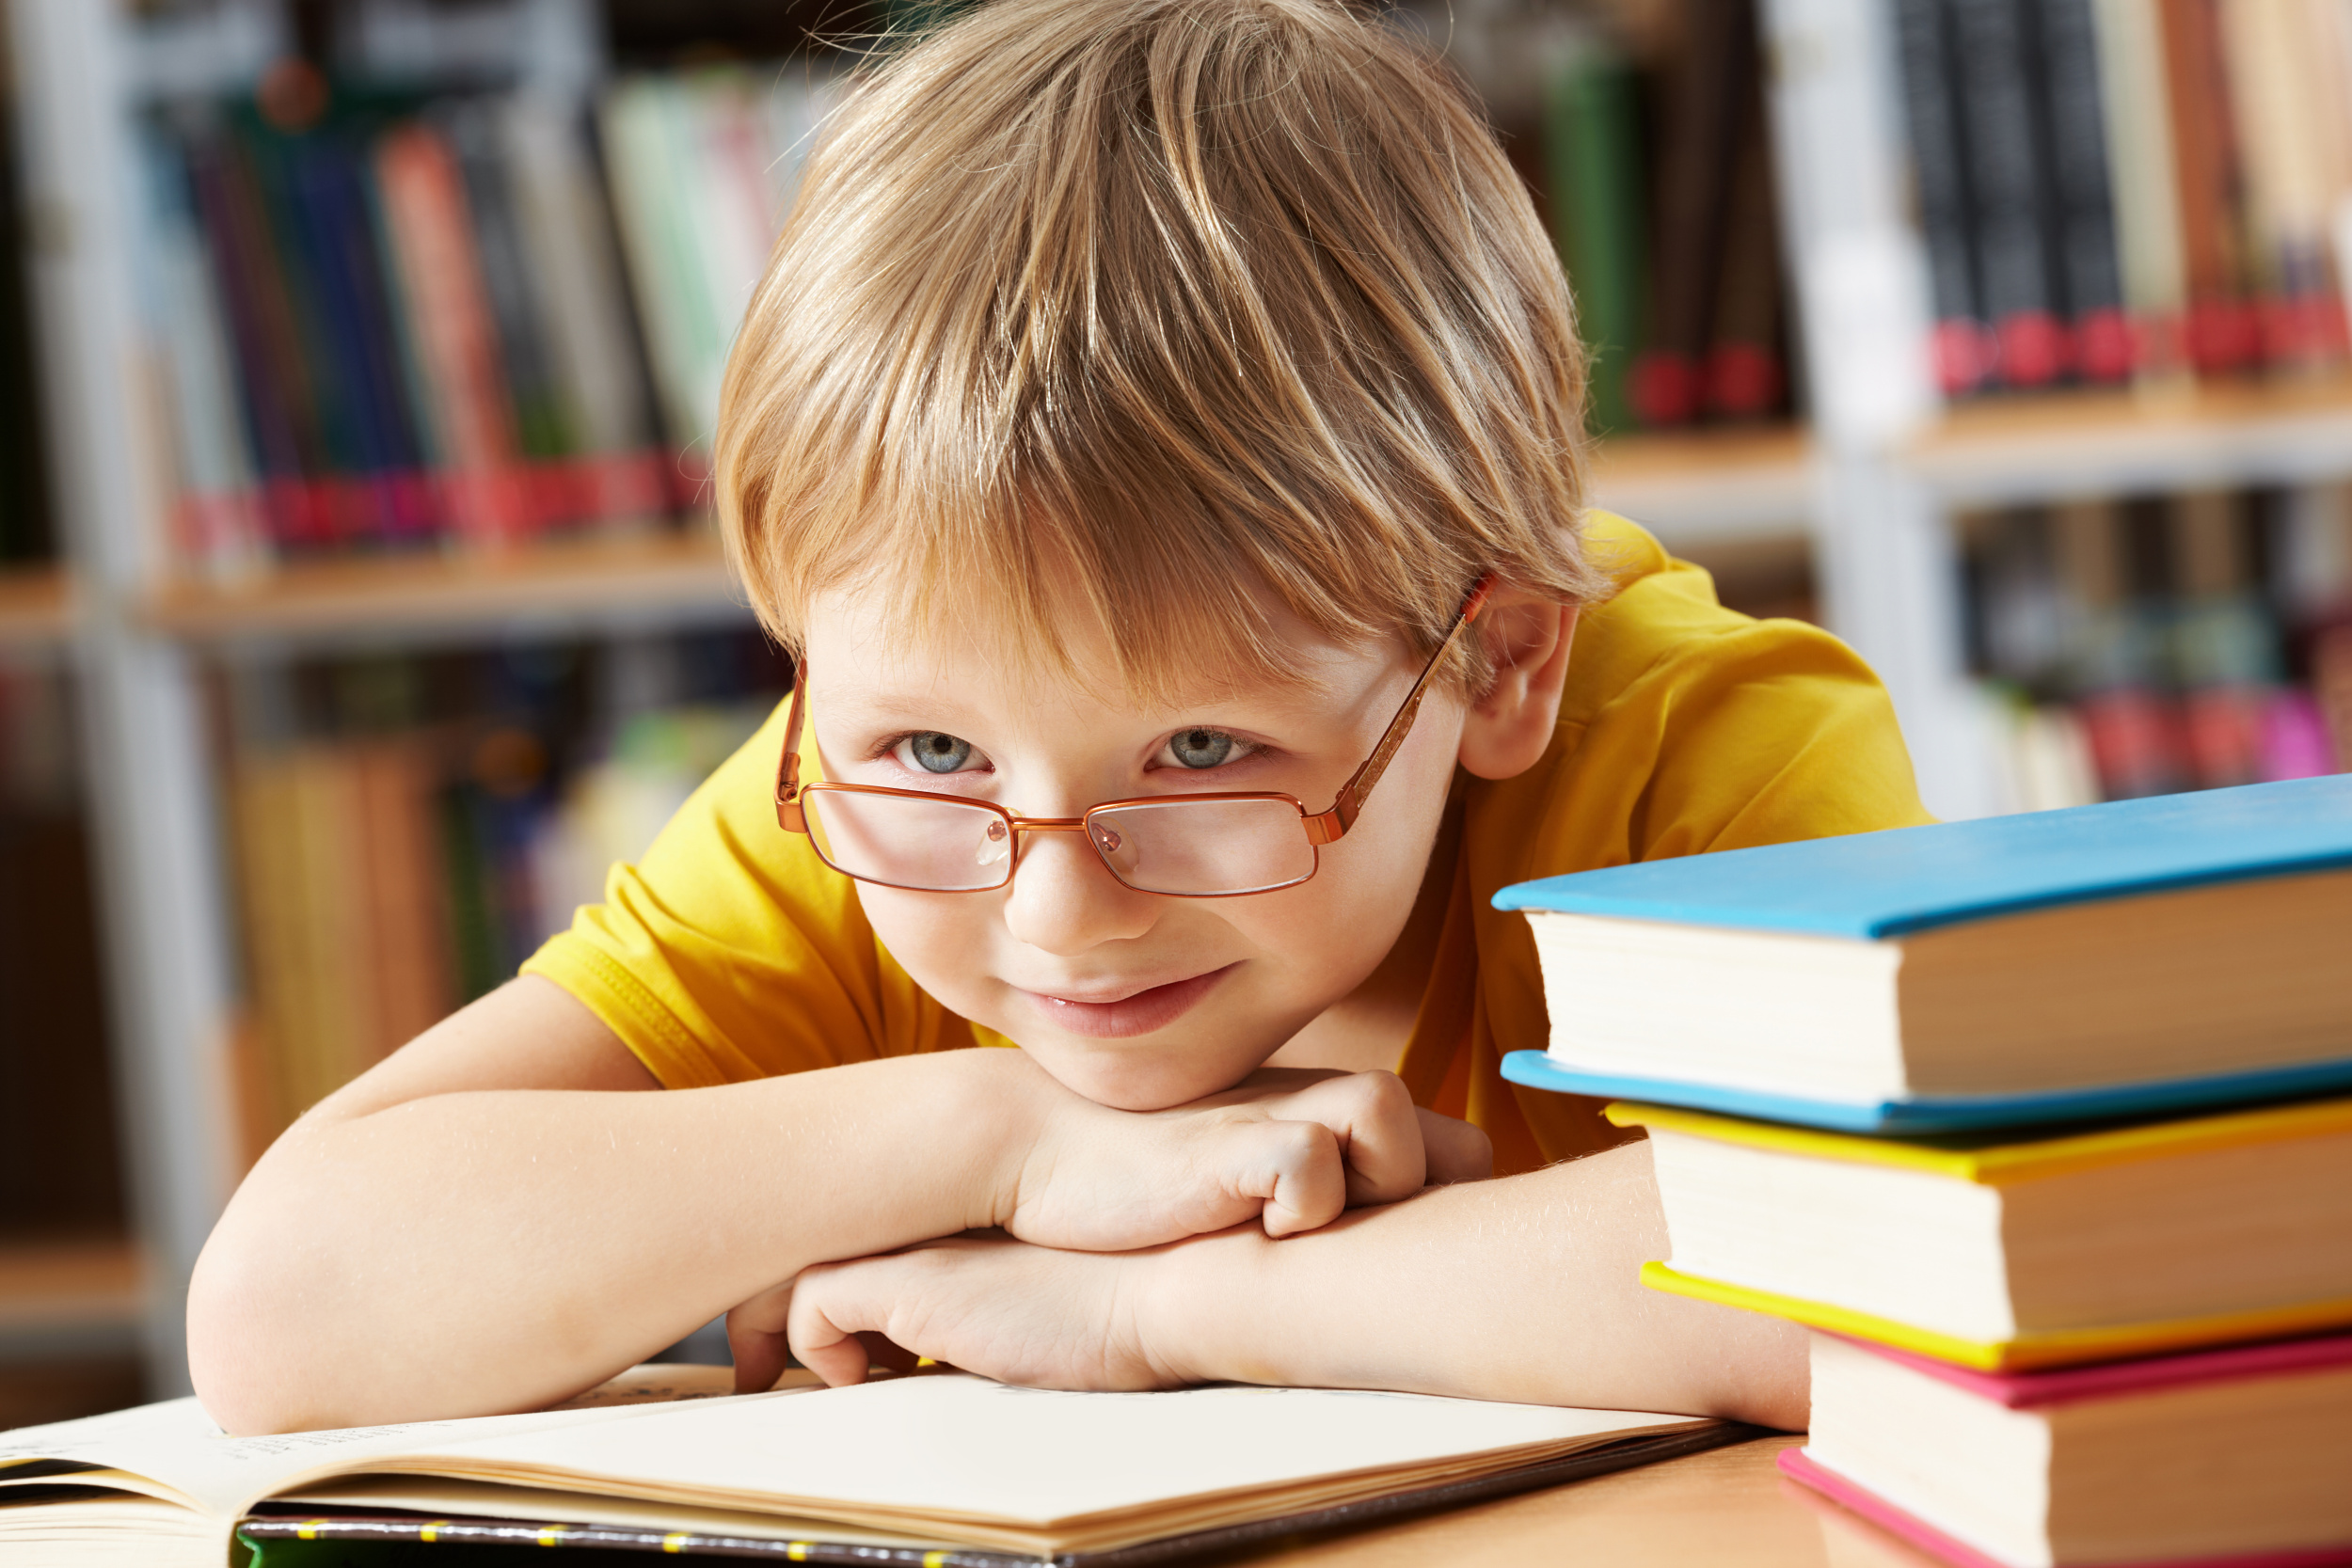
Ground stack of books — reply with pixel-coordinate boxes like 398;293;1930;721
1498;774;2352;1568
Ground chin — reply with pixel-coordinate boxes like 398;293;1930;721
1022;1037;1267;1112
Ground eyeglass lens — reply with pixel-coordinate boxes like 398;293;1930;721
801;789;1316;895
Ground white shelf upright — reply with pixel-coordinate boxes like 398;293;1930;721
8;0;241;1396
1758;0;2001;820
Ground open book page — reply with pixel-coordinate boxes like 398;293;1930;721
314;1373;1711;1552
0;1365;765;1521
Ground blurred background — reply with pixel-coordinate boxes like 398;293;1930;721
0;0;2348;1424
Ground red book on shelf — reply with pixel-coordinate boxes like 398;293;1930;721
2159;0;2260;378
2075;685;2188;799
374;124;532;548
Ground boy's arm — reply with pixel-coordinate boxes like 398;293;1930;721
189;976;1033;1434
188;976;1444;1435
780;1140;1809;1428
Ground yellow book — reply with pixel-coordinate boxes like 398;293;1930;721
1610;1097;2352;1370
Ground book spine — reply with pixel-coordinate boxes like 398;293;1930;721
248;123;391;550
135;125;271;580
287;132;440;547
2217;0;2352;369
185;131;326;554
499;94;660;487
2167;490;2278;789
373;123;532;547
2090;0;2191;377
2028;0;2133;383
441;101;575;476
1703;83;1788;422
1630;0;1752;427
1543;40;1649;435
2158;0;2260;375
1890;0;1994;395
1947;0;2068;388
597;79;718;465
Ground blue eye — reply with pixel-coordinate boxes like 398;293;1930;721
1167;728;1234;768
906;732;975;773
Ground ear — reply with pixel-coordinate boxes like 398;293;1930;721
1457;590;1580;781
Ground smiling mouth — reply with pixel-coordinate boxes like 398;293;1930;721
1017;964;1239;1039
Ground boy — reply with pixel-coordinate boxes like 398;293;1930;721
188;0;1929;1435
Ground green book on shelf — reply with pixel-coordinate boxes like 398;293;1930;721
1544;36;1648;436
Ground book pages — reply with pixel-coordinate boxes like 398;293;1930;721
322;1374;1708;1554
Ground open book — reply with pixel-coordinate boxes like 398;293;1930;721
0;1366;1739;1565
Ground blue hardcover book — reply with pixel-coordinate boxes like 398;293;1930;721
1493;777;2352;1132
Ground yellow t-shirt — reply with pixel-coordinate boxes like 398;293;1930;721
522;514;1933;1174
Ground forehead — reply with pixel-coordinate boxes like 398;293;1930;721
802;575;1401;722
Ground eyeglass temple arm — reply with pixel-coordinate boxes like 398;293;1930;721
1303;577;1495;847
775;663;810;833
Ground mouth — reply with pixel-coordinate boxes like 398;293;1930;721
1015;963;1239;1040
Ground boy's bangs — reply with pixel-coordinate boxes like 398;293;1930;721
717;0;1608;704
771;448;1400;708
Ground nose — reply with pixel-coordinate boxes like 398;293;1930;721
998;823;1158;955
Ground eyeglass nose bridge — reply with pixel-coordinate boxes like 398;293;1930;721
970;811;1168;888
991;813;1124;872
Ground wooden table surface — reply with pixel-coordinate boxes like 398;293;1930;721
1225;1436;1947;1568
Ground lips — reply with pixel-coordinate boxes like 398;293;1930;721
1017;963;1238;1039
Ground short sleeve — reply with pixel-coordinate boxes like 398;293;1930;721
1442;514;1936;1165
521;697;978;1088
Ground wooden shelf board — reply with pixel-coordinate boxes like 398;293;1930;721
144;527;749;643
1587;426;1814;544
1911;372;2352;504
0;566;76;648
0;1235;144;1338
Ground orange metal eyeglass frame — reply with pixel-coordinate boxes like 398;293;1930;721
774;576;1496;896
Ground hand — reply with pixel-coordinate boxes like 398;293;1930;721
727;1231;1184;1395
998;1067;1492;1252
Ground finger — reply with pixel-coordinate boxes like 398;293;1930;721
1417;1107;1494;1184
1271;1071;1427;1206
1234;1119;1346;1238
785;1262;888;1388
724;1282;795;1396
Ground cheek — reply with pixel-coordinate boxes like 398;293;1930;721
851;884;998;1006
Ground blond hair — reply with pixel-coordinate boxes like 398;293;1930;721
715;0;1606;700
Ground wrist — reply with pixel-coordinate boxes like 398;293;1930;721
1139;1225;1283;1386
954;1047;1060;1233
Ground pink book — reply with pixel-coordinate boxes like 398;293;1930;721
1850;1329;2352;1408
1784;1330;2352;1568
1780;1449;2352;1568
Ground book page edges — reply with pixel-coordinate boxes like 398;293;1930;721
278;1425;1709;1559
1639;1262;2352;1372
1607;1096;2352;1183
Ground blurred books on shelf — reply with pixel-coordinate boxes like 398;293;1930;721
1892;0;2352;400
1964;481;2352;811
217;627;788;1155
132;52;834;582
0;661;124;1248
1413;0;1792;437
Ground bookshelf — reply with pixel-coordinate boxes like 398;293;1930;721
4;0;2348;1404
144;525;744;645
1584;426;1814;546
1912;374;2352;507
0;1239;144;1361
0;565;72;647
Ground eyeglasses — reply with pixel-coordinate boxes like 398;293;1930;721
775;578;1494;896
